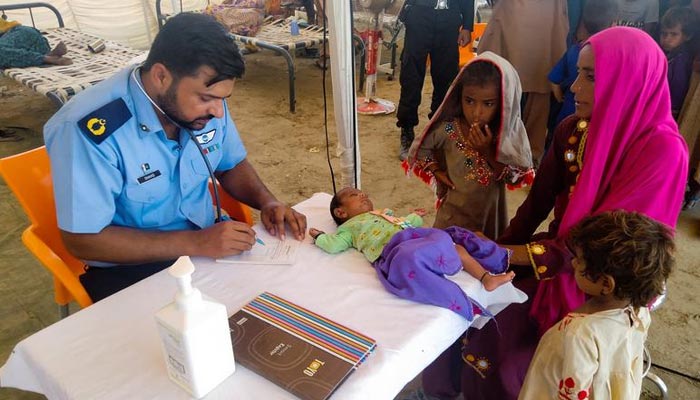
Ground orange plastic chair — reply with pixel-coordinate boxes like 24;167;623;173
0;147;254;318
208;181;254;226
459;22;488;67
0;146;92;318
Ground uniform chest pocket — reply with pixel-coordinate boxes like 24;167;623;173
123;173;172;227
191;151;222;177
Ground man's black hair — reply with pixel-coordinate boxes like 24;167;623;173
143;13;245;85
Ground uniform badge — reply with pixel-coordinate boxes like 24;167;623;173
78;98;132;144
195;129;216;145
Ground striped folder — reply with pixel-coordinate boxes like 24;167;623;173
229;292;377;400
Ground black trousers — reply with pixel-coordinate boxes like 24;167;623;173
300;0;316;24
396;6;462;129
80;260;175;302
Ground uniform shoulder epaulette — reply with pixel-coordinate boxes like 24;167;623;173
77;98;132;144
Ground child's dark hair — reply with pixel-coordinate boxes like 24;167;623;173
568;211;675;308
582;0;618;35
441;60;502;133
330;192;345;225
458;60;501;90
661;6;700;39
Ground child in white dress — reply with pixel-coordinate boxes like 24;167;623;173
519;210;675;400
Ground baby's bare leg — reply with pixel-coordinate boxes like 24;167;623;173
455;244;515;291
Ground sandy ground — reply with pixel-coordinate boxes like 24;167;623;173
1;48;699;399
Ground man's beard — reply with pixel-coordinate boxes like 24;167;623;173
157;84;213;131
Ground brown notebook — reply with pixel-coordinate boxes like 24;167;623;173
229;292;377;400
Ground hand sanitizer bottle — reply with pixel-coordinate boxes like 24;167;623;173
155;256;235;398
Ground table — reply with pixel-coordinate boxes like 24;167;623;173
0;193;526;399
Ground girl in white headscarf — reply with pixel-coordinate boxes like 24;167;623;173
405;52;534;239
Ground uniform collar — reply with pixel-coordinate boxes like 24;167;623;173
127;66;166;138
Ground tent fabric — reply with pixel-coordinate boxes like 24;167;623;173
0;0;361;187
328;0;361;188
0;0;213;49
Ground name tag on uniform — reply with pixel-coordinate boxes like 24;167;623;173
137;170;162;184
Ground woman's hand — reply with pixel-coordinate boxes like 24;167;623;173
550;83;564;103
465;123;493;156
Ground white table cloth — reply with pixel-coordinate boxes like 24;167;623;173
0;193;526;399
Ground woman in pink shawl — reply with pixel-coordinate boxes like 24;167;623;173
420;27;688;400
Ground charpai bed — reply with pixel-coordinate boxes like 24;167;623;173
155;0;365;113
1;2;145;107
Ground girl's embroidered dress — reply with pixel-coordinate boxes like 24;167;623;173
405;52;534;239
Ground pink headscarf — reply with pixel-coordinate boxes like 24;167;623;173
560;27;688;235
531;27;688;333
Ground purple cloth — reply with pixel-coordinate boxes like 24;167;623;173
667;46;693;116
371;226;509;321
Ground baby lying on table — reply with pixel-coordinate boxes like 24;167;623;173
308;187;515;320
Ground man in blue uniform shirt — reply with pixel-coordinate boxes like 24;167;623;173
44;13;307;302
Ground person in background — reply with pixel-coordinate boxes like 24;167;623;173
614;0;659;35
547;0;618;150
678;0;700;209
396;0;475;161
44;13;306;302
659;0;691;23
0;19;71;68
205;0;266;37
476;0;569;168
405;52;534;240
659;6;699;118
519;211;674;400
565;0;585;45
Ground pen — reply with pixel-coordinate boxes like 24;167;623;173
255;237;265;246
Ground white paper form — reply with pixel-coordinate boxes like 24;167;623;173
215;238;300;265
